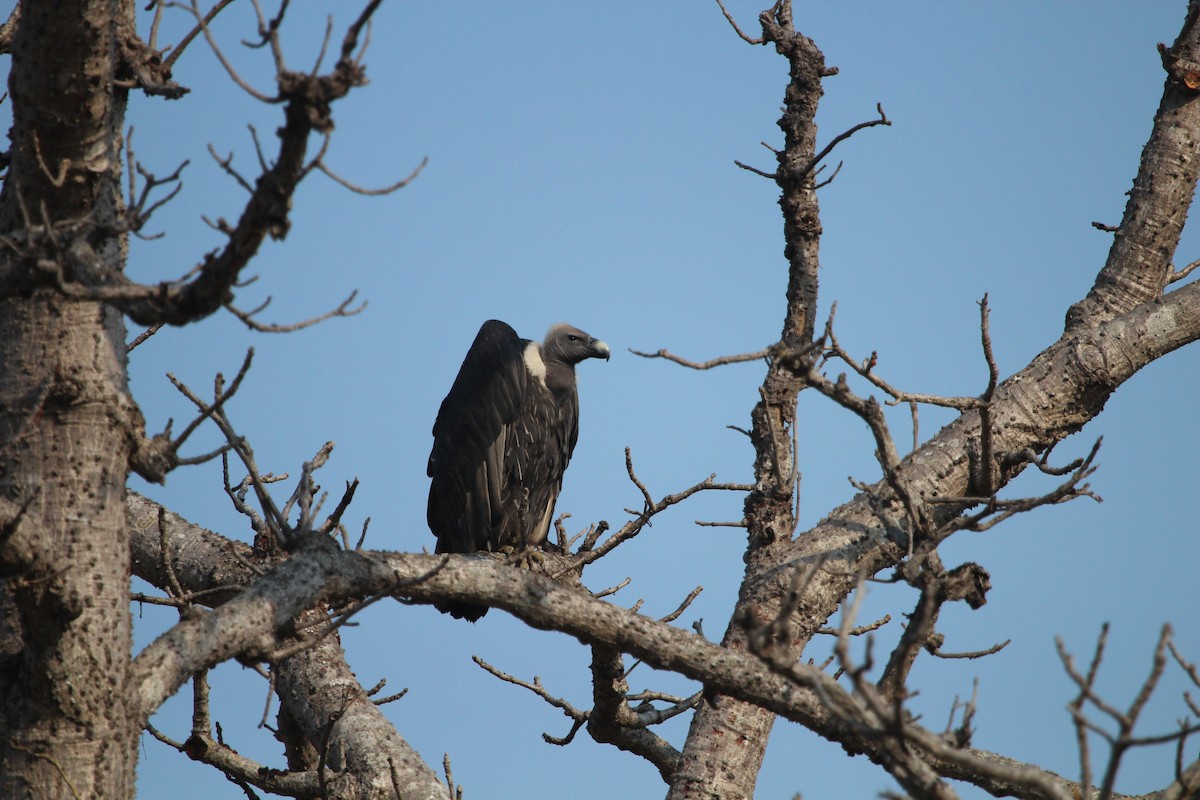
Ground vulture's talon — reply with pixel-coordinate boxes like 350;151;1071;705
503;547;547;570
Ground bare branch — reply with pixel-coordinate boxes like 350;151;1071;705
181;0;277;102
734;158;778;180
28;3;397;327
207;141;255;193
625;446;654;513
127;323;164;352
225;290;365;333
815;614;891;636
630;346;771;369
144;719;319;796
315;153;428;195
1168;256;1200;285
929;639;1011;660
561;472;750;574
592;576;631;599
659;586;703;624
926;439;1103;543
162;0;239;71
472;655;590;746
1056;624;1200;800
588;645;685;782
801;103;891;180
339;0;385;64
714;0;764;45
820;302;983;412
166;348;255;459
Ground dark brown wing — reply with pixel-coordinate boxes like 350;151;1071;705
427;320;528;556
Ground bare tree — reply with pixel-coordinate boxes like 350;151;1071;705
1;1;1198;799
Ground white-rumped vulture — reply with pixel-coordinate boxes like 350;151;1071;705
427;320;610;620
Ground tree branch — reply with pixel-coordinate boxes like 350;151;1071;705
1066;4;1200;328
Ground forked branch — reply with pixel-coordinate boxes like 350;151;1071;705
1057;625;1200;800
560;447;751;574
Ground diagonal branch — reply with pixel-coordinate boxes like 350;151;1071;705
1066;5;1200;329
800;102;891;181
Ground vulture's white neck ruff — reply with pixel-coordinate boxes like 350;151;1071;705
523;342;547;386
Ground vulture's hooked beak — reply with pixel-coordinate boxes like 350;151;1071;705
590;338;611;361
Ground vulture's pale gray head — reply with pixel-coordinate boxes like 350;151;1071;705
542;323;610;366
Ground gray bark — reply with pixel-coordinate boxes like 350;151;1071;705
0;1;138;797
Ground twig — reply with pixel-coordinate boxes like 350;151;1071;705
127;323;164;352
975;294;1000;495
443;753;461;800
929;639;1011;659
815;614;891;636
592;577;631;599
472;655;589;747
714;0;764;44
316;153;428;195
162;0;238;71
659;586;703;624
1168;256;1200;285
625;447;654;513
227;291;368;333
801;103;891;179
558;473;751;576
180;0;276;101
630;346;771;370
734;159;777;179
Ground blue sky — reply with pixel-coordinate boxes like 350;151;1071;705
58;1;1200;797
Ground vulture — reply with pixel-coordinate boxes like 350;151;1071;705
427;320;610;620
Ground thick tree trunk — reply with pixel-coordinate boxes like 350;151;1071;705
0;297;133;798
0;1;137;797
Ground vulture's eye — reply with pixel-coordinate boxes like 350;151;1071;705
567;335;579;342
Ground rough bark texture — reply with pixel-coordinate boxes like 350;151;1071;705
0;1;137;797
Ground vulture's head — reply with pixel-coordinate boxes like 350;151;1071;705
543;324;611;366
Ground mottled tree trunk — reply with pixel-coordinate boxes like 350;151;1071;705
0;1;137;797
667;7;830;798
